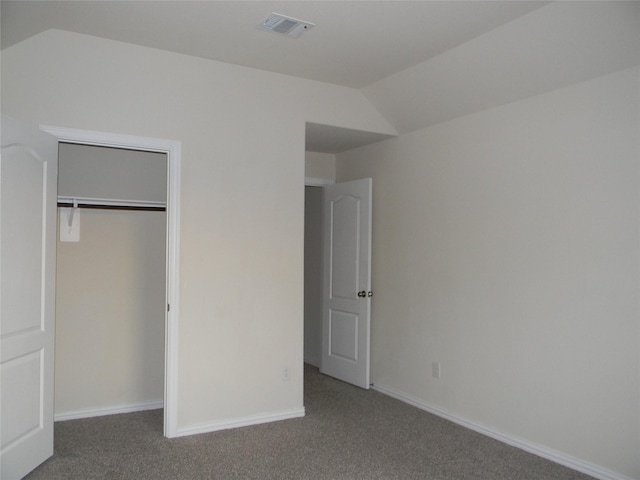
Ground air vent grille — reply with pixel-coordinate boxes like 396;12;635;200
261;13;315;38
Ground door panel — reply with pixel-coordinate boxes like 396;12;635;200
330;195;359;300
321;178;372;389
1;352;42;447
1;115;57;479
329;310;358;362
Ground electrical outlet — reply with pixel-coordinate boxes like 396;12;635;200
432;361;441;379
282;367;290;381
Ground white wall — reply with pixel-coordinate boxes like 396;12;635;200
337;67;640;479
305;151;336;183
0;29;395;432
58;143;167;202
56;209;166;417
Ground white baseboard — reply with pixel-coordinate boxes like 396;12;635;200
55;400;164;422
173;407;306;438
371;383;633;480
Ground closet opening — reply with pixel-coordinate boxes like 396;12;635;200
42;123;182;438
54;143;167;430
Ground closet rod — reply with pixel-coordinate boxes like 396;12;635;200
57;196;166;212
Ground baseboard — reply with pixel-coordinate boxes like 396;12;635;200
371;383;633;480
55;400;164;422
173;407;306;438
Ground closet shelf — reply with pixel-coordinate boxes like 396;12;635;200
57;196;166;212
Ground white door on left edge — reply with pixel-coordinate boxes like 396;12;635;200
1;115;58;479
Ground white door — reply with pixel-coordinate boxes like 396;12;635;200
321;178;372;389
1;115;57;479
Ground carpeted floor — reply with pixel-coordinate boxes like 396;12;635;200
26;364;595;479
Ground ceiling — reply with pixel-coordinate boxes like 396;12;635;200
1;1;546;89
2;1;637;153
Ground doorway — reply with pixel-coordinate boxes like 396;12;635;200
303;178;373;389
40;124;181;438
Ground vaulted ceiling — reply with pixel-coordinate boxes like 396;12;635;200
0;1;548;88
2;1;638;152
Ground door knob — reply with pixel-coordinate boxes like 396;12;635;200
367;291;373;297
357;291;366;297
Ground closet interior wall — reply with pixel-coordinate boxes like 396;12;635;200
54;143;167;419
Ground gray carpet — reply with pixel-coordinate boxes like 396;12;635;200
26;365;595;479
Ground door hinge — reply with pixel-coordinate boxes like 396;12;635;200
167;304;170;312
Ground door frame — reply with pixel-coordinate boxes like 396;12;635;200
40;124;181;438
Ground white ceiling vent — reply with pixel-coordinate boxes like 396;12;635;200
261;13;315;38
